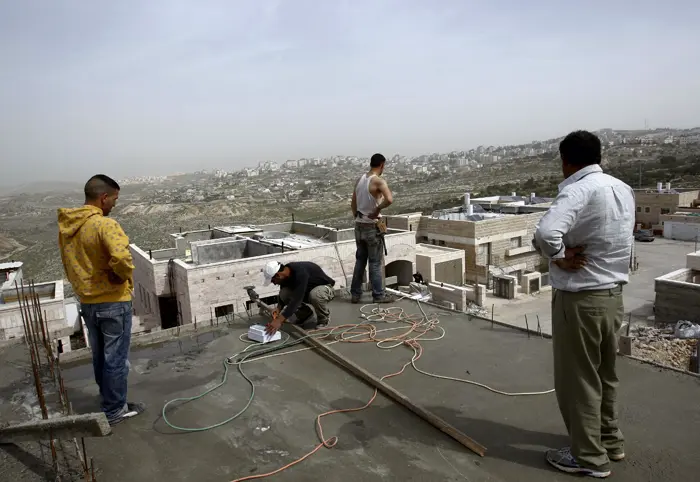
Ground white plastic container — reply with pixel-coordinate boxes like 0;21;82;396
247;324;282;344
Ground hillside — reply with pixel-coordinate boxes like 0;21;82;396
2;141;699;283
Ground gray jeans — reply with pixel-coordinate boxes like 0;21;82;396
278;285;335;324
350;223;385;299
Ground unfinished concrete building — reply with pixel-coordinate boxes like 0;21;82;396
129;222;419;331
0;262;74;346
654;250;700;324
385;193;553;290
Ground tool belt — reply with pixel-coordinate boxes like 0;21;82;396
355;212;387;234
355;212;388;255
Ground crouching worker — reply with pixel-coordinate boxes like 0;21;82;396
263;261;336;335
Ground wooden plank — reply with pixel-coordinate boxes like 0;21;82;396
0;413;111;443
285;322;487;457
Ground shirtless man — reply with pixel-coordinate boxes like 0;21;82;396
349;153;395;304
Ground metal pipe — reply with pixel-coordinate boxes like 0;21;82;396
20;282;42;370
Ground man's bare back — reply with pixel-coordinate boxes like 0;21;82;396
352;170;393;220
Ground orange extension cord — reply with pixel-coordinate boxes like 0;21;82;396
230;306;438;482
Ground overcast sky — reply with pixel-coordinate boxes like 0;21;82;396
1;0;699;184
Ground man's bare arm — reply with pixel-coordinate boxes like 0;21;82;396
350;176;362;216
351;188;358;217
376;178;393;211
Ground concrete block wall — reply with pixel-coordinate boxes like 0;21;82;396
521;272;542;294
427;282;481;311
428;282;467;311
687;251;700;271
415;245;466;285
130;245;172;329
475;284;486;306
434;259;464;285
385;213;423;233
654;272;700;324
0;297;67;340
173;230;215;257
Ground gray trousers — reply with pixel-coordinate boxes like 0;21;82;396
552;285;625;470
278;285;335;324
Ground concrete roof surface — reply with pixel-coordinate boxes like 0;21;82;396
1;298;699;481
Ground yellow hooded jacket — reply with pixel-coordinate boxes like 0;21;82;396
57;205;134;304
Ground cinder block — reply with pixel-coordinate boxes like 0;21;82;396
618;335;632;356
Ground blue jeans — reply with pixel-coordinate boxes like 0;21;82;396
350;223;384;299
80;301;132;421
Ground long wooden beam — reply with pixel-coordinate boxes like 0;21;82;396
0;413;110;443
285;322;487;457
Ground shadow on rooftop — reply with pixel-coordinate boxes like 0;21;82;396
0;441;56;480
426;404;569;472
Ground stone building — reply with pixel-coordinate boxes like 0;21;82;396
130;221;418;331
635;183;700;230
385;193;553;286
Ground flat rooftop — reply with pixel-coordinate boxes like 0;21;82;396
251;230;332;249
415;244;465;256
2;298;698;481
473;195;554;205
144;222;348;265
634;188;700;195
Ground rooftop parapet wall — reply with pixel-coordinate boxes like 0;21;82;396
0;280;67;340
190;238;283;265
654;268;700;324
687;251;700;271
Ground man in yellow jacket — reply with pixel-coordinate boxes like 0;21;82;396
58;174;144;426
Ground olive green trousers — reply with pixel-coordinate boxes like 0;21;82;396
552;286;625;470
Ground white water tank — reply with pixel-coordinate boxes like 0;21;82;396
530;192;536;201
666;182;671;191
467;204;474;215
464;192;470;207
511;191;517;197
657;182;663;192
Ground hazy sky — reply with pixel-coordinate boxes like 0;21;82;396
1;0;699;184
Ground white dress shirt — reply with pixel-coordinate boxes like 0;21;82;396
534;164;635;292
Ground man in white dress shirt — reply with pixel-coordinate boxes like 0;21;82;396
534;130;635;479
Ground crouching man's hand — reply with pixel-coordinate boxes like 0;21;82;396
266;312;285;335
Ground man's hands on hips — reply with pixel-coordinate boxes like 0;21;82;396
555;246;587;272
266;310;285;335
564;246;585;259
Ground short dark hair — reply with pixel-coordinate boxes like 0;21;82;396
559;130;602;167
84;174;120;201
370;153;386;168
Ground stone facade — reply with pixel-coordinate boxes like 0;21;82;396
388;211;546;285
